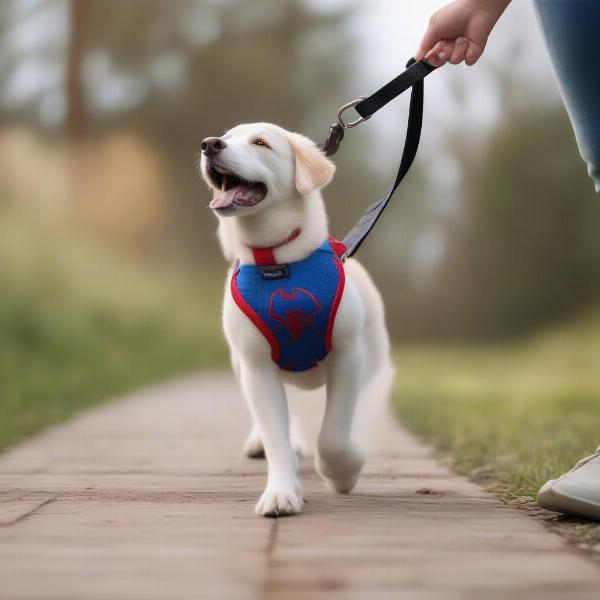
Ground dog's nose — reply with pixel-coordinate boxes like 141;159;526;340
201;137;227;157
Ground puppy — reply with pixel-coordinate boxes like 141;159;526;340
200;123;391;517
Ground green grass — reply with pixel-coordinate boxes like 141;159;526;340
392;313;600;502
0;207;227;452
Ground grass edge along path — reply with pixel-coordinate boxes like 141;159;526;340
392;312;600;549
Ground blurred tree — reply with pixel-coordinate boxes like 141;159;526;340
74;0;370;264
462;104;600;338
0;0;380;270
391;70;600;340
66;0;87;141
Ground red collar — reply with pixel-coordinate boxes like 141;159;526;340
250;228;302;266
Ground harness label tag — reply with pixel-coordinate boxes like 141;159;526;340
260;264;289;280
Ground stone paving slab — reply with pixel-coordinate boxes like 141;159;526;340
1;371;599;599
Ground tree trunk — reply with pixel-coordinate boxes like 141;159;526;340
66;0;87;141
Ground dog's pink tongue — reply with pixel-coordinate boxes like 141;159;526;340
209;186;243;209
210;184;260;209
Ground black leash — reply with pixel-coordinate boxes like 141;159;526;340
321;58;437;259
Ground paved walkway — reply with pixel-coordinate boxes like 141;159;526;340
1;372;600;599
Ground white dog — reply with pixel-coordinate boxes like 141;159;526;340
200;123;391;517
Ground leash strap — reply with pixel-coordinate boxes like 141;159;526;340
354;59;436;120
322;58;436;259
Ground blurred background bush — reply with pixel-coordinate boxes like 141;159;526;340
1;0;600;474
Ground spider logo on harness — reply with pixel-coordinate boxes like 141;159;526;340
268;287;322;341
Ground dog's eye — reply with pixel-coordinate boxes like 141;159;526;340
252;138;270;148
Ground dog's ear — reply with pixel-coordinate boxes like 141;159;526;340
287;132;336;195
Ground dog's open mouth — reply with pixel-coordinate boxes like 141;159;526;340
208;165;267;211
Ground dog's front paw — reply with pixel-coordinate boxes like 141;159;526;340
255;484;304;518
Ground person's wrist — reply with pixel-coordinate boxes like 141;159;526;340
471;0;512;21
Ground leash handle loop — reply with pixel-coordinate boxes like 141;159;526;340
354;58;436;120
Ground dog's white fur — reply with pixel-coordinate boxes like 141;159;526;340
200;123;392;517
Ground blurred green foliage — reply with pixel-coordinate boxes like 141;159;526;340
462;106;600;338
381;99;600;340
0;205;226;452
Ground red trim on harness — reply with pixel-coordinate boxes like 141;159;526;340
327;236;347;259
325;253;345;353
250;228;302;266
230;264;280;362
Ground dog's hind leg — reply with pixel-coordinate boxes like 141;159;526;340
243;425;266;459
240;368;305;460
244;422;306;460
316;341;366;494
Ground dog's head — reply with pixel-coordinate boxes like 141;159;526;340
199;123;335;217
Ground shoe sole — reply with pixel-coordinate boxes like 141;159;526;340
538;479;600;520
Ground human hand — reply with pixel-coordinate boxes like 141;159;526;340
415;0;512;68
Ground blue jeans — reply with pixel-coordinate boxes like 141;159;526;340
534;0;600;192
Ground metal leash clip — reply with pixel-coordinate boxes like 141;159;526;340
321;96;371;157
336;96;370;129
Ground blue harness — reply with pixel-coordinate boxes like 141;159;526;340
231;238;346;371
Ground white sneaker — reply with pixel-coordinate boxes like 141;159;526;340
537;446;600;520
